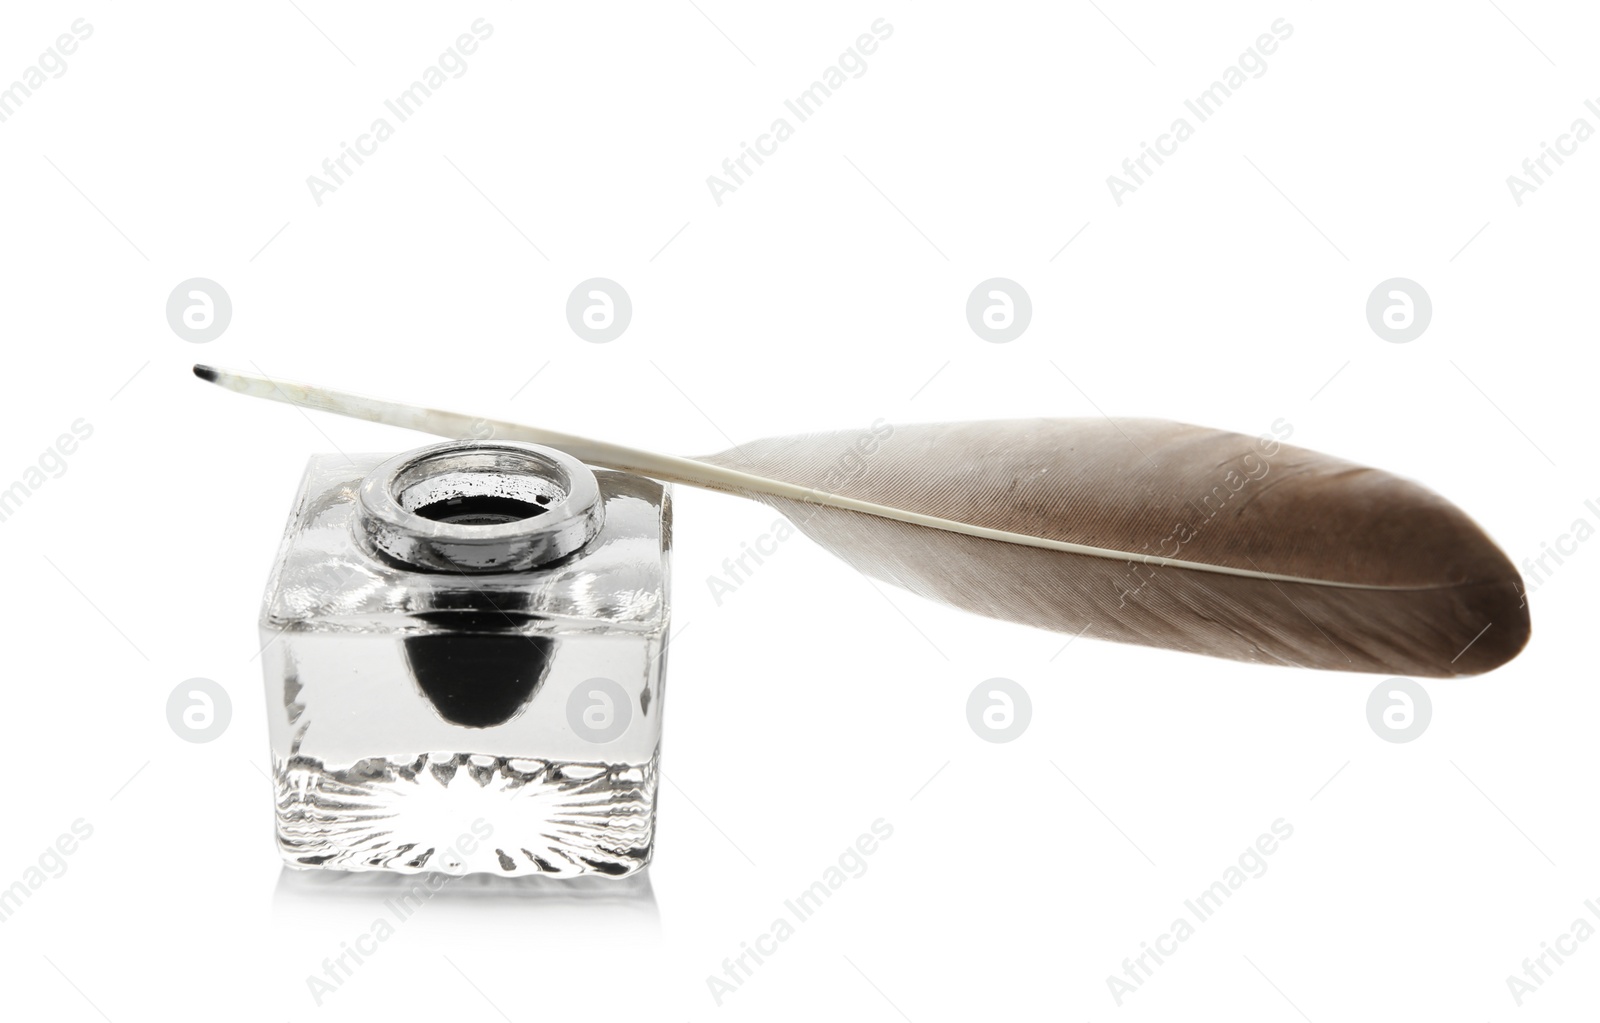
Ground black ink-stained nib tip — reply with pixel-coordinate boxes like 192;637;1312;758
192;364;218;383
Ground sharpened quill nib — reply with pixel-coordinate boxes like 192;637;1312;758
192;366;1530;676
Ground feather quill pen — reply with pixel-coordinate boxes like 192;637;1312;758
194;365;1529;677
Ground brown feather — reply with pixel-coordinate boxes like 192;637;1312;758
699;419;1528;677
193;368;1529;677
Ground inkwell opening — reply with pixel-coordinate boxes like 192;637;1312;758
356;441;606;727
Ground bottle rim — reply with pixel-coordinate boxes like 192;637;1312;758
355;440;604;573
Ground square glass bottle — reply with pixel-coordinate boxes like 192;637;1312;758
259;440;671;877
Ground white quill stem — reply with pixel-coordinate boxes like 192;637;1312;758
195;364;1363;588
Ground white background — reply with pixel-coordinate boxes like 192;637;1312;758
1;2;1595;1019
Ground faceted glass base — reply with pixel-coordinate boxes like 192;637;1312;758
273;748;659;877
